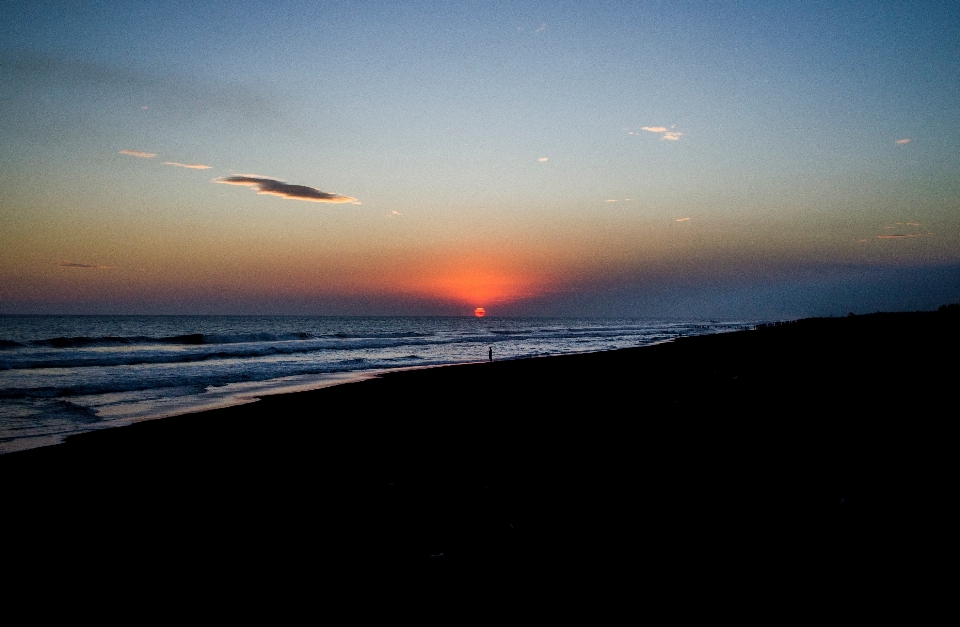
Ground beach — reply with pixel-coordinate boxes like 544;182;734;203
0;315;738;453
3;310;956;588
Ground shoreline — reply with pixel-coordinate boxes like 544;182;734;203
0;370;383;455
0;328;700;455
4;310;956;582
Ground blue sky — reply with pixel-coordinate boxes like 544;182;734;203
2;1;958;317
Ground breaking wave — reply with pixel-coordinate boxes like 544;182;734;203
24;331;320;349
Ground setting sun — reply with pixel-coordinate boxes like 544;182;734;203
474;307;486;317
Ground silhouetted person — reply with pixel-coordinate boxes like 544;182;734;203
489;347;493;362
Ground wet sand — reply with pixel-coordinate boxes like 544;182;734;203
3;310;956;589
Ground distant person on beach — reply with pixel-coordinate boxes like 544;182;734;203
489;347;493;362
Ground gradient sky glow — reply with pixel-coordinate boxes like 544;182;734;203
2;1;959;317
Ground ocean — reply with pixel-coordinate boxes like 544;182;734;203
0;315;757;453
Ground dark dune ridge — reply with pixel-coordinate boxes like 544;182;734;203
3;310;957;587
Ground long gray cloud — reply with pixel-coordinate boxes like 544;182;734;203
59;261;113;269
213;176;359;204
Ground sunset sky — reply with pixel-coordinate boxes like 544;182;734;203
2;1;958;318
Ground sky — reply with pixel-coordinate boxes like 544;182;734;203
1;0;958;318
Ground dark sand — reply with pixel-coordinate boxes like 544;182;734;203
3;311;956;590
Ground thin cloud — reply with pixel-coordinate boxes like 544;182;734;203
213;176;359;204
163;161;212;170
634;126;682;141
538;157;549;162
389;210;403;217
878;234;923;239
896;138;911;145
676;217;691;222
536;23;546;32
119;149;156;158
884;222;919;228
59;260;113;269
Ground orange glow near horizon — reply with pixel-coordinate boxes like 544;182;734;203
474;307;485;317
412;269;542;308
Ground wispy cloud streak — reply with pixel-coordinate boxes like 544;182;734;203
119;149;156;158
213;176;359;204
877;221;929;239
163;161;212;170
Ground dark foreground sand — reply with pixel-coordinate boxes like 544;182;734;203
3;311;956;593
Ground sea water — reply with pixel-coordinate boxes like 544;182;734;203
0;315;756;453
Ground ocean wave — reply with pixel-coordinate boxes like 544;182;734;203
336;357;369;366
21;331;435;349
30;336;147;348
5;346;301;370
26;331;320;348
0;381;209;401
52;400;102;423
174;332;318;345
2;335;451;371
327;331;433;339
